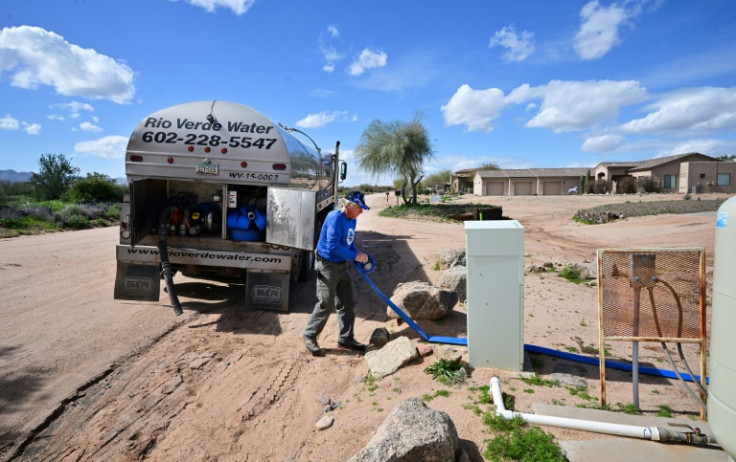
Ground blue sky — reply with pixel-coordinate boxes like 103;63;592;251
1;0;735;186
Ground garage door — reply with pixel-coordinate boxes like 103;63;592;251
486;181;504;195
542;181;562;195
514;181;532;195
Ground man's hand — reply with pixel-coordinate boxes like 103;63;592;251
354;251;369;264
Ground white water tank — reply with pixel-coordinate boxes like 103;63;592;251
709;195;736;459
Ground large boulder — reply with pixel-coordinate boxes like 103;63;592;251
435;249;466;270
387;281;458;321
348;397;460;462
440;265;466;303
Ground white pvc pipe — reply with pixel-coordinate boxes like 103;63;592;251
489;376;661;441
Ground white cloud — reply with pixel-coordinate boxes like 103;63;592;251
47;114;65;121
172;0;255;15
80;121;103;132
582;133;625;152
620;87;736;134
320;47;343;73
74;135;128;158
350;50;438;92
347;48;387;76
319;26;344;74
441;84;506;132
573;1;646;60
0;26;135;103
295;110;351;128
489;25;534;62
51;101;94;114
0;114;19;130
23;122;41;135
657;139;736;158
509;80;648;132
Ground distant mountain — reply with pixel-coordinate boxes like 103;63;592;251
0;169;32;183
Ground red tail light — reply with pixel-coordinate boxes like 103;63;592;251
273;163;286;171
130;155;143;162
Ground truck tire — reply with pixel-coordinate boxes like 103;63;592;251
291;249;313;284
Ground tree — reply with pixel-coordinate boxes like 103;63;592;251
480;162;500;170
30;154;79;200
68;172;126;203
355;115;433;204
422;170;452;193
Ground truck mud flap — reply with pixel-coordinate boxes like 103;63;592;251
245;270;290;311
114;262;161;301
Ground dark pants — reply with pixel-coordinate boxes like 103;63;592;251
303;258;355;343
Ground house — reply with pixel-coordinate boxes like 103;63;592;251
456;152;736;196
472;168;589;196
624;153;734;194
450;168;476;193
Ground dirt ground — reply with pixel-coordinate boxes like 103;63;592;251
0;192;728;461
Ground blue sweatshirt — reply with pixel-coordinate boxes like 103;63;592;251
316;209;357;262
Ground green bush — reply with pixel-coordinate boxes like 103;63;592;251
638;177;661;193
618;176;638;194
592;179;607;194
68;175;126;203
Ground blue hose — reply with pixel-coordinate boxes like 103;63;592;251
355;261;709;384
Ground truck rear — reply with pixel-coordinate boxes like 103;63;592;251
114;101;343;311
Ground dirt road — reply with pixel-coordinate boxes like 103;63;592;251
0;192;726;461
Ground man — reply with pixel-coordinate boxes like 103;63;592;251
303;191;370;356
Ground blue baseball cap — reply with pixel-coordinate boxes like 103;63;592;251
346;191;370;210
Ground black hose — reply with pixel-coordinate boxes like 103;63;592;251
158;207;183;315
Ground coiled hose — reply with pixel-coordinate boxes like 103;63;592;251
159;207;183;315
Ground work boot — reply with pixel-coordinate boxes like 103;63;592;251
337;338;367;353
304;336;324;356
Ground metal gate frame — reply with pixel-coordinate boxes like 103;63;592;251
597;248;707;417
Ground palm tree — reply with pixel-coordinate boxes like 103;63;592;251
355;115;433;204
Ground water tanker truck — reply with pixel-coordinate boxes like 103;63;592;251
114;100;345;312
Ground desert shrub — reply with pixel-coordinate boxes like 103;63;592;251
638;176;661;193
481;413;566;461
104;203;122;219
618;176;638;194
574;198;726;224
559;264;585;284
592;179;607;194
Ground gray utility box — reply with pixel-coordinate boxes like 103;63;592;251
464;220;525;371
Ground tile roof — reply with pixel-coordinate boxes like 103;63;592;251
476;168;589;179
627;152;715;172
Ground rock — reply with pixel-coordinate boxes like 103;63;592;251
416;343;433;357
435;249;466;270
364;336;418;379
440;265;466;303
348;397;459;462
437;345;463;363
387;281;458;321
317;396;331;405
316;415;334;430
369;327;391;348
